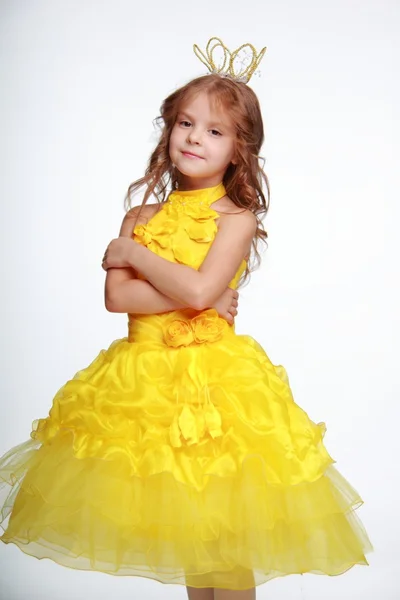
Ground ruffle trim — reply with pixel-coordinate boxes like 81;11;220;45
0;437;372;589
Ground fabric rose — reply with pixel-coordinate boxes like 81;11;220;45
184;203;218;222
157;200;219;267
191;309;226;343
133;224;152;246
184;218;217;242
164;310;226;348
164;319;194;348
145;218;175;249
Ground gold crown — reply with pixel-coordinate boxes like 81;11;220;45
193;36;267;84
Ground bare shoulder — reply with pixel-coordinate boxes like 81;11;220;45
119;202;164;237
212;194;257;230
211;195;257;262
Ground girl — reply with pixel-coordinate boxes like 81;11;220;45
0;38;372;600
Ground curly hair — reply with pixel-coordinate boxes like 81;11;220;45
124;73;270;285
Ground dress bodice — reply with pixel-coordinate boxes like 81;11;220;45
127;182;247;345
132;182;246;287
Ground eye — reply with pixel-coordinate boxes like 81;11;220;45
180;120;191;128
210;129;222;136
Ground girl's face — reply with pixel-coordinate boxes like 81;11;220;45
169;91;236;189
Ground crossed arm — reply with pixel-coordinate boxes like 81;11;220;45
104;205;256;313
104;208;187;314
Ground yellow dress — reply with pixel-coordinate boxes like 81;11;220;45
0;183;372;590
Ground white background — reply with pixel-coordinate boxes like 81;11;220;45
0;0;398;598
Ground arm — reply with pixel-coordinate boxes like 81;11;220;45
121;210;256;310
105;206;193;314
107;279;188;313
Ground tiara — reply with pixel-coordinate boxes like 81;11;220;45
193;36;267;84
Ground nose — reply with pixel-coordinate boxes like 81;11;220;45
187;126;202;144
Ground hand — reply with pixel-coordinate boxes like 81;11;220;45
102;237;136;270
212;287;239;324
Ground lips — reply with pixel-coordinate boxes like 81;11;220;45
181;150;204;159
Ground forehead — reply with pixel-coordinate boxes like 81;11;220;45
178;91;233;127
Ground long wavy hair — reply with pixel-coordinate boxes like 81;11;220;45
124;73;270;284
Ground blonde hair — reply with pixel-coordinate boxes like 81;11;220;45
124;73;270;284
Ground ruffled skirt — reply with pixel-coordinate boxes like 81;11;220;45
0;323;373;590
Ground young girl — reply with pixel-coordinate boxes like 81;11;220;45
0;38;372;599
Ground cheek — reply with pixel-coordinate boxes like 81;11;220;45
169;130;176;148
170;127;183;151
221;142;236;164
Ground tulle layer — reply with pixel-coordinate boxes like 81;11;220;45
0;332;373;589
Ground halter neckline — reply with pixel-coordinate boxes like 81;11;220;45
168;182;226;206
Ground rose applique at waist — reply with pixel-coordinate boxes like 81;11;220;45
127;309;232;346
164;309;228;347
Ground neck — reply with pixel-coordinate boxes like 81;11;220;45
176;176;224;192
